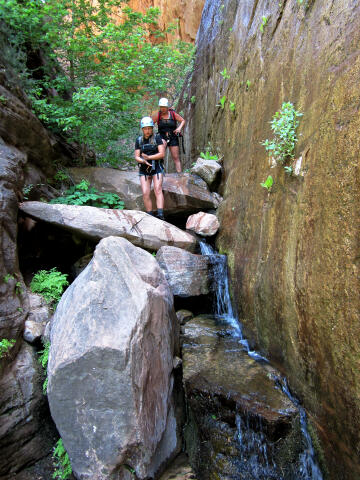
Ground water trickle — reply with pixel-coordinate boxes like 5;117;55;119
199;241;323;480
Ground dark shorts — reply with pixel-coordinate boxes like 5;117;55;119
160;133;180;147
139;161;164;177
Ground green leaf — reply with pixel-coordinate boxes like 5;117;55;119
260;175;274;191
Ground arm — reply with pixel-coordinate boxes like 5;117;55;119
135;148;152;167
142;143;165;161
174;112;185;134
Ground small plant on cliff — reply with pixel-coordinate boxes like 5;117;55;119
260;175;274;191
0;338;16;358
229;101;236;112
30;268;69;306
52;438;72;480
50;179;125;209
262;102;303;165
260;16;268;33
38;340;50;393
217;95;227;109
220;68;230;80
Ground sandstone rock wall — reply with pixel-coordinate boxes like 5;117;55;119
185;0;360;478
126;0;205;42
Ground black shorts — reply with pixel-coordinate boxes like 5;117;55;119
160;133;180;147
139;161;164;177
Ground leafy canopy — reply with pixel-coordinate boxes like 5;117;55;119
0;0;194;165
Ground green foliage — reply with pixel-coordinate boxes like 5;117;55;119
30;268;69;305
229;101;236;112
190;95;196;104
200;151;219;161
0;94;7;104
245;80;251;91
260;175;274;191
217;95;227;109
0;0;194;166
220;68;230;80
38;340;50;394
0;338;16;358
53;170;70;183
260;16;268;33
262;102;303;165
52;438;72;480
50;179;125;209
3;274;14;283
15;281;23;295
284;166;293;175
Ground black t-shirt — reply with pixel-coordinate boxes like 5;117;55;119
135;134;163;151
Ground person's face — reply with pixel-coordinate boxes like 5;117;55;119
159;106;168;115
142;126;153;138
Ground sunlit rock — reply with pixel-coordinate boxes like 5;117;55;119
186;211;220;237
19;201;197;252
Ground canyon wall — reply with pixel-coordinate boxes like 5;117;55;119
185;0;360;478
125;0;205;42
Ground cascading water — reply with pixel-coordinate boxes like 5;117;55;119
199;241;323;480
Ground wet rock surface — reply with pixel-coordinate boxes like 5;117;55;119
19;202;197;252
48;237;180;480
69;168;221;216
182;316;303;480
186;0;360;476
157;246;211;297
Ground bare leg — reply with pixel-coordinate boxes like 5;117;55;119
152;174;164;209
169;145;182;173
140;175;153;211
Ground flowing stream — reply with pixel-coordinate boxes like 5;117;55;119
199;241;323;480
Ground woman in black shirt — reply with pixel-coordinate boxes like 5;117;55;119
134;116;166;219
152;97;185;173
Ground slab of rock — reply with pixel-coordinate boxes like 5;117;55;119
190;158;221;189
23;292;52;344
157;247;211;297
186;212;220;237
182;316;302;479
0;342;54;476
69;168;221;215
48;237;180;480
19;202;197;252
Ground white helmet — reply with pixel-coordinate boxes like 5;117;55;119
140;116;154;128
159;97;169;107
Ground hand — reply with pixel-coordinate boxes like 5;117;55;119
174;128;181;135
142;153;150;160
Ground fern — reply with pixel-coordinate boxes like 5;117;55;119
50;179;125;209
0;338;16;358
30;268;69;305
52;439;72;480
38;340;50;394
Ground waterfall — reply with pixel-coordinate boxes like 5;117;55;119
199;241;323;480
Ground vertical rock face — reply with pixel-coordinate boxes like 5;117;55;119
48;236;180;480
0;342;54;477
127;0;205;42
186;0;360;478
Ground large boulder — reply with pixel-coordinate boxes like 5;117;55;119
156;246;211;297
190;158;222;189
0;342;54;476
69;168;221;215
47;237;180;480
19;202;197;252
182;316;304;479
186;211;220;237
